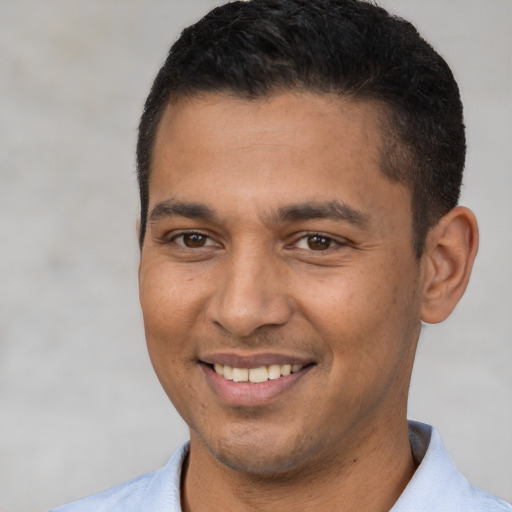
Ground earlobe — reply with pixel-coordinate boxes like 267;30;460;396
420;206;479;324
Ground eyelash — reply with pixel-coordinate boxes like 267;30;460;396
292;232;347;252
165;230;347;252
168;231;217;249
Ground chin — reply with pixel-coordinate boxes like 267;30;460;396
198;425;321;478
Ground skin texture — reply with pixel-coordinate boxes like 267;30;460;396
138;93;478;511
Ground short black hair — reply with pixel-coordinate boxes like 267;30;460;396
137;0;465;256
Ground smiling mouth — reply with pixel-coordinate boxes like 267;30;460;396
199;358;315;405
209;363;307;383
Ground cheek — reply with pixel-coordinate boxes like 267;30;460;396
302;257;419;360
139;266;200;389
139;266;205;414
300;270;387;334
140;262;205;338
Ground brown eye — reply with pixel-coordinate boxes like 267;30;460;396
181;233;208;248
306;235;332;250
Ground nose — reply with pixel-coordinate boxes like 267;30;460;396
206;248;294;338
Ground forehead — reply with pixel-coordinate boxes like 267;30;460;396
153;93;385;179
149;92;410;227
155;92;385;150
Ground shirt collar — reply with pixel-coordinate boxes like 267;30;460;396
392;421;480;511
142;421;505;511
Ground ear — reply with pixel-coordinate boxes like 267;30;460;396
420;206;479;324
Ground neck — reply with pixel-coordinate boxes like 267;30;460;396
181;420;416;512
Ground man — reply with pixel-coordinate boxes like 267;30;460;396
51;0;511;510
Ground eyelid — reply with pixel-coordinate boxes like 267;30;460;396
291;231;349;249
166;229;220;248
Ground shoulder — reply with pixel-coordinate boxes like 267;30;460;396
465;484;512;512
48;471;155;512
392;422;512;512
48;443;188;512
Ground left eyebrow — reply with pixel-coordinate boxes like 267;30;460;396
149;199;218;223
272;200;370;227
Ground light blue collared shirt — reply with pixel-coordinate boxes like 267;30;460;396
50;421;511;511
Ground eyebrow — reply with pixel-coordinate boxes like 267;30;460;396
149;199;217;223
274;201;370;227
149;198;370;228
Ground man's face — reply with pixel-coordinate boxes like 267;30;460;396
139;93;423;475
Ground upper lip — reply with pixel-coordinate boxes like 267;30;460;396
199;352;315;368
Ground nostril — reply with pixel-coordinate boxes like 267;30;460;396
206;292;294;338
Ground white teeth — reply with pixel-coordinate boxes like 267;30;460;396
213;363;304;382
268;364;281;380
232;368;248;382
249;366;269;383
280;364;291;376
223;365;233;380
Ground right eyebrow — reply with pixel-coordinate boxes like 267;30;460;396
273;200;370;228
149;199;217;223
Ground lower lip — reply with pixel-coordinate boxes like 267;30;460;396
201;364;313;407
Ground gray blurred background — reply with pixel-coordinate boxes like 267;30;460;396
1;1;511;510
